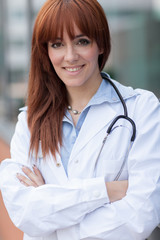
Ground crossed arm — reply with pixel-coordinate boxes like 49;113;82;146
17;165;128;203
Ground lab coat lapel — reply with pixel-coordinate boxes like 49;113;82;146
47;153;68;183
70;102;117;159
37;143;68;184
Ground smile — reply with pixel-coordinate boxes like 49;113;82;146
64;65;84;72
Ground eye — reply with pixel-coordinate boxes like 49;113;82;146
50;42;63;49
77;38;91;46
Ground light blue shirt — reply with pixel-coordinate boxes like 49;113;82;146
61;79;110;174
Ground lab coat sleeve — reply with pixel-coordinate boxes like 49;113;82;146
79;91;160;240
0;111;109;237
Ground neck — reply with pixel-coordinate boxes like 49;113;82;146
66;73;102;111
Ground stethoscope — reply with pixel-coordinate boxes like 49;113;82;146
95;72;136;180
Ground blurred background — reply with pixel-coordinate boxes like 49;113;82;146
0;0;160;239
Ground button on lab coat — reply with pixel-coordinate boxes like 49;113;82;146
0;81;160;240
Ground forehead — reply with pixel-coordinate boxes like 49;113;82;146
57;24;84;39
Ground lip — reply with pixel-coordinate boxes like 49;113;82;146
63;65;85;74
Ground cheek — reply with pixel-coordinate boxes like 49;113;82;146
84;48;100;64
48;49;62;67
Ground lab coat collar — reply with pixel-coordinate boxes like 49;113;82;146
19;106;28;111
95;77;138;104
108;78;138;102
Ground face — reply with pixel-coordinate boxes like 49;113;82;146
48;25;103;90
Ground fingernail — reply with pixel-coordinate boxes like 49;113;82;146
33;164;37;169
22;165;27;170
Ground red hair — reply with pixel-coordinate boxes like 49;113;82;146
27;0;111;160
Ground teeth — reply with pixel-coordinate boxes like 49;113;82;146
65;67;82;72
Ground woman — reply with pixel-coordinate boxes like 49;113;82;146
0;0;160;239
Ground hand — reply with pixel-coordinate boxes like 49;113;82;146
17;165;45;187
106;180;128;203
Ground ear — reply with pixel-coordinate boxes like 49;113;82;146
99;48;104;55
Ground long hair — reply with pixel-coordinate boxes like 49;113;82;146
27;0;111;160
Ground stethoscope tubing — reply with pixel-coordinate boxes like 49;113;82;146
94;73;137;180
107;115;136;142
101;72;128;116
101;72;136;142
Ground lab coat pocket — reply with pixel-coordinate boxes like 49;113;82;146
107;122;133;159
96;121;132;180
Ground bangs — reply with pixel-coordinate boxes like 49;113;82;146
36;0;102;43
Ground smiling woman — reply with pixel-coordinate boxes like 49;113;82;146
27;0;111;159
0;1;160;240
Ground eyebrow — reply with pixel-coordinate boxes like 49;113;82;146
55;34;86;41
74;34;85;39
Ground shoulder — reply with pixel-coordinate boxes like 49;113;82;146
14;106;29;136
111;79;159;105
107;78;160;122
131;89;160;122
127;87;160;111
18;106;28;121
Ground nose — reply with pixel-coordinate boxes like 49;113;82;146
64;45;79;63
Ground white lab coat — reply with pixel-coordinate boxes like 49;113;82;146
0;81;160;240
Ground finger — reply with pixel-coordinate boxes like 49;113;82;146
32;165;45;185
16;173;37;187
22;166;40;185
